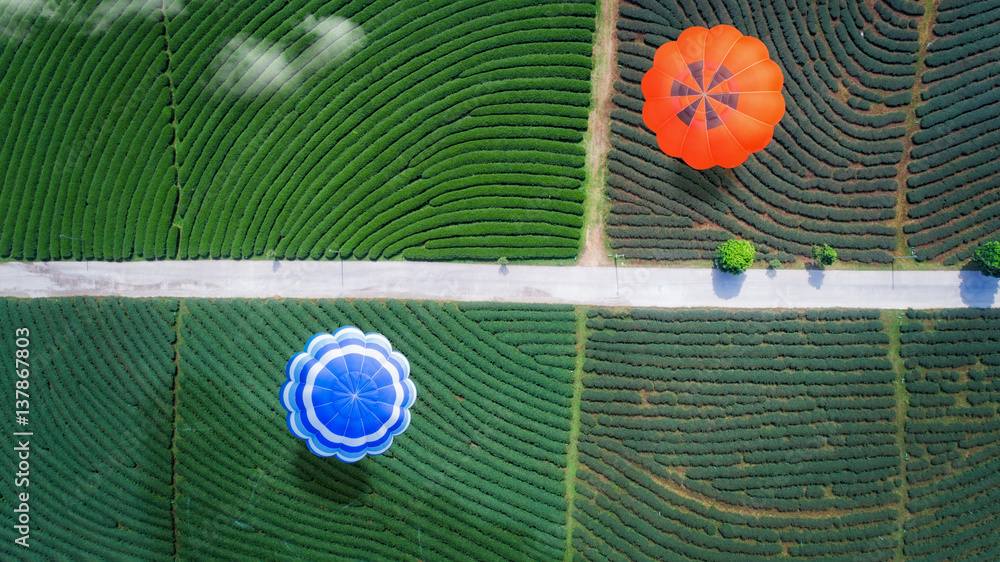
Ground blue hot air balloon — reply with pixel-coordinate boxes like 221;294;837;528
280;326;416;462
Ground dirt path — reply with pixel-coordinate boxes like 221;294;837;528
893;0;938;256
578;0;621;267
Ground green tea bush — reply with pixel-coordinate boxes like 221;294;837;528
574;307;900;559
904;1;1000;264
1;0;595;262
900;309;1000;559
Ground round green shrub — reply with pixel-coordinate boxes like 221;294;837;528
715;239;755;275
974;240;1000;277
812;243;838;267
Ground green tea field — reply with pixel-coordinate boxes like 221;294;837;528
3;0;1000;560
0;0;595;262
900;309;1000;559
0;297;578;559
606;0;1000;265
576;308;901;560
3;298;998;559
0;298;178;558
2;1;1000;266
175;299;576;559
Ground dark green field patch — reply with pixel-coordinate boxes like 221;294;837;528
905;2;1000;264
607;0;917;264
900;309;1000;560
573;308;901;561
0;297;177;558
11;299;1000;560
174;299;576;560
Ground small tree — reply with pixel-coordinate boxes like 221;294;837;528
974;241;1000;277
812;244;837;267
497;256;509;267
768;258;782;270
715;239;755;275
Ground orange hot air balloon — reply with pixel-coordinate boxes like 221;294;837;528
641;25;785;170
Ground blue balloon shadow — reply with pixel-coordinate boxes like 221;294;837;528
292;445;373;504
959;270;999;308
712;269;746;300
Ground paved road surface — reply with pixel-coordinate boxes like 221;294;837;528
1;261;996;308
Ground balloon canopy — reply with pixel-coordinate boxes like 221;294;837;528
641;25;785;169
280;326;416;462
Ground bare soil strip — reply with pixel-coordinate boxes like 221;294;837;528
563;308;589;561
578;0;621;267
883;309;909;562
894;0;938;257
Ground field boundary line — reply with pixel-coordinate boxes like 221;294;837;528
158;3;183;553
563;306;589;560
169;300;186;557
884;309;909;561
161;0;182;258
895;0;938;257
578;0;620;267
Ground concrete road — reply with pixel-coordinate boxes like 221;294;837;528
1;260;996;309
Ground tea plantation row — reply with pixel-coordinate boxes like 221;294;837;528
3;299;999;559
608;0;920;264
899;309;1000;560
903;0;1000;264
0;0;595;262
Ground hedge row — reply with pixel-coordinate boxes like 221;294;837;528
573;307;900;560
904;2;1000;264
1;0;595;262
606;0;914;263
900;309;1000;560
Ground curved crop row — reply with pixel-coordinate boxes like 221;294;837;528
0;5;176;261
573;308;900;560
903;0;1000;264
0;297;177;558
899;309;1000;560
608;0;921;263
168;0;594;262
175;298;576;560
0;1;593;262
